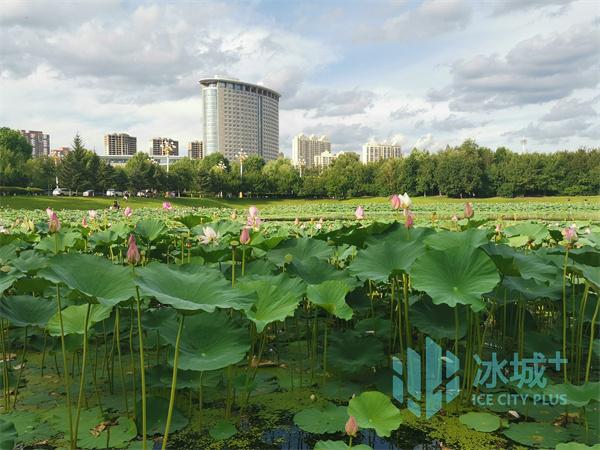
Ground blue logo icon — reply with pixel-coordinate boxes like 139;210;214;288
392;337;460;418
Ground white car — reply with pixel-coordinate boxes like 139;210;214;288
106;189;116;197
83;190;94;197
52;188;64;196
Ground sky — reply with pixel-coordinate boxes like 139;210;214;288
0;0;599;156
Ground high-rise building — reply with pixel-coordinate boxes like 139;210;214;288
20;130;50;158
361;141;402;163
292;134;330;169
104;133;137;156
314;150;337;170
150;137;179;156
50;146;70;158
188;141;203;159
200;77;280;161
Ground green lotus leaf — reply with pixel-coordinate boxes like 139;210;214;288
0;272;18;294
35;229;81;254
499;276;562;301
347;391;402;438
267;237;333;266
556;443;600;450
136;396;188;436
209;420;237;440
503;422;570;448
293;403;347;434
134;219;167;242
503;223;548;247
348;240;425;283
88;226;128;247
410;246;500;312
237;274;305;333
328;332;385;374
9;250;48;273
354;317;392;340
545;382;600;407
175;214;211;230
0;295;56;328
135;262;252;312
159;311;249;371
307;280;353;320
459;412;501;432
288;256;358;287
0;418;17;450
580;265;600;289
47;304;113;336
314;441;372;450
38;254;135;306
0;243;18;264
424;228;490;251
411;298;467;340
512;252;560;283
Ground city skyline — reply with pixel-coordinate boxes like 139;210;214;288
1;1;599;156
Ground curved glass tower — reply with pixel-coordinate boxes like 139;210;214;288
200;77;280;161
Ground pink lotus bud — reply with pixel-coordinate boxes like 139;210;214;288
405;211;414;229
123;207;132;217
88;210;97;220
81;217;88;228
464;202;474;219
162;202;172;211
563;226;577;244
239;227;251;245
127;234;140;265
390;194;401;210
345;416;358;437
46;207;54;219
294;218;300;226
48;211;61;233
355;206;365;220
495;224;501;233
248;206;259;218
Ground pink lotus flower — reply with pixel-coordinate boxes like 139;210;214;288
48;210;60;233
123;206;132;217
239;227;251;245
88;210;97;220
126;234;140;265
400;192;412;209
495;223;502;233
563;225;577;244
162;202;172;211
405;211;414;229
198;226;220;246
81;217;88;228
345;416;358;437
464;202;474;219
452;215;458;222
391;194;401;210
355;206;365;220
248;206;259;218
46;207;54;219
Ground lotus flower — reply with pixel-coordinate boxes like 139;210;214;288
48;210;60;233
563;225;577;244
162;201;172;211
123;206;133;217
345;416;358;437
230;210;238;220
495;223;502;233
81;217;88;228
88;210;97;220
391;194;401;210
198;226;220;246
405;211;414;229
464;202;474;219
46;207;54;219
355;206;365;220
400;192;412;209
294;217;300;226
127;234;140;265
451;215;458;222
248;206;259;218
239;227;251;245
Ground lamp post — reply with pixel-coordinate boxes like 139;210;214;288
236;149;247;198
215;160;226;198
299;157;305;178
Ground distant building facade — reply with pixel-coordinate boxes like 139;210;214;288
361;142;402;163
104;133;137;156
188;140;204;159
200;77;280;161
292;134;330;169
150;137;179;156
50;146;70;158
20;130;50;158
314;150;337;170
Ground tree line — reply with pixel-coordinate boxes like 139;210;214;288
1;127;599;198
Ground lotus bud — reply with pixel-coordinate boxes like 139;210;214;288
495;223;501;233
162;201;172;211
123;206;133;217
390;194;401;210
563;225;577;244
248;206;259;218
464;202;474;219
345;416;358;437
400;192;412;209
81;217;88;228
48;211;61;233
46;207;54;219
310;394;316;402
451;215;458;222
355;206;365;220
294;218;300;226
88;209;97;220
127;234;140;265
240;227;251;245
405;211;414;229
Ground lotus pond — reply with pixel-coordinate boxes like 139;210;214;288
0;204;599;450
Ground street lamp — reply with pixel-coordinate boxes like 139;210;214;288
299;157;305;178
215;161;226;198
236;149;248;198
161;140;174;174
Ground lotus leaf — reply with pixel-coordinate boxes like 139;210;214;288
267;237;333;266
410;298;467;340
0;418;17;450
349;240;424;283
328;332;385;374
424;228;490;251
0;295;55;327
347;391;402;437
209;421;237;440
545;382;600;407
314;440;372;450
293;403;347;434
47;304;113;336
459;412;501;432
134;218;168;242
503;422;570;448
307;280;353;320
136;396;188;436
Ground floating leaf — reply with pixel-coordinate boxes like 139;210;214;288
136;396;188;436
0;418;17;450
293;403;347;434
545;382;600;407
459;412;501;432
208;421;237;440
314;441;372;450
347;391;402;438
503;422;570;448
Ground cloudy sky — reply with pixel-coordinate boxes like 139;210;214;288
1;0;599;155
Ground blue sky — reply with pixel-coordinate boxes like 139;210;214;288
0;0;598;155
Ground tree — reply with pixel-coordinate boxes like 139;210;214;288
0;127;32;186
262;158;300;196
24;156;56;190
58;134;95;194
125;153;165;192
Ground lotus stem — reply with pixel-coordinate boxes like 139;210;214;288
129;304;137;421
74;303;92;445
162;313;185;450
403;273;411;347
135;287;148;450
585;298;600;382
562;247;569;383
56;286;74;450
231;245;236;287
115;307;129;416
12;326;28;408
576;283;590;383
241;246;246;277
0;319;10;411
